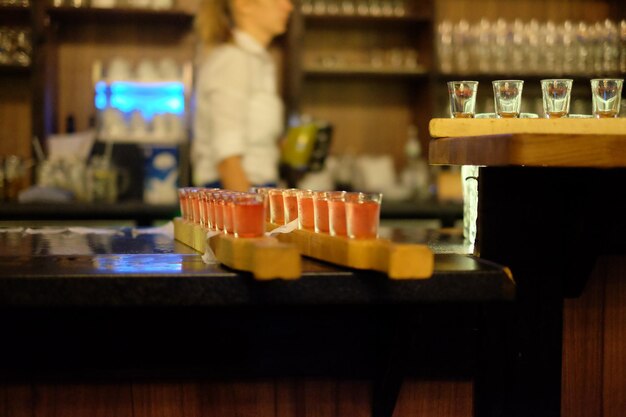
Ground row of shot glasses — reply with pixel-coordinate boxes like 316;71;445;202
178;187;384;240
448;78;624;118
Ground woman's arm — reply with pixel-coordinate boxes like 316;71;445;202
218;155;250;192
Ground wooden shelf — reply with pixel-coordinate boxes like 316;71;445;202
304;65;429;78
303;12;432;24
433;73;626;84
46;6;194;25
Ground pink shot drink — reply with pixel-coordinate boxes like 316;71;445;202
313;192;330;233
223;197;235;234
198;190;209;228
346;200;381;239
177;188;188;220
251;187;272;222
214;195;225;232
190;189;201;225
328;199;347;237
234;195;265;238
297;192;314;231
283;189;299;223
269;189;285;225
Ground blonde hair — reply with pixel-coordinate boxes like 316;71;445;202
195;0;234;47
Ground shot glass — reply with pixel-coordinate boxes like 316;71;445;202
313;191;330;233
296;189;315;231
250;186;271;222
327;191;348;237
268;188;285;225
541;79;573;118
345;192;383;239
199;188;220;229
233;193;266;238
213;190;226;232
492;80;524;118
283;188;299;223
206;189;221;231
188;188;202;225
221;192;237;235
178;188;190;221
198;188;209;228
447;81;479;118
591;78;623;118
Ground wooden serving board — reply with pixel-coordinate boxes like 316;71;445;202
173;218;301;280
429;133;626;168
429;117;626;139
270;225;434;280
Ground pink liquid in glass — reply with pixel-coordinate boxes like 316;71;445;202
178;190;188;220
298;196;314;230
314;199;329;233
234;201;265;238
328;200;347;236
206;196;215;230
191;193;201;224
180;195;189;220
223;201;234;234
199;196;208;228
269;192;285;224
214;200;225;232
284;194;298;223
346;201;380;239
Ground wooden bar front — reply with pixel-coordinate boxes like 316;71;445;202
0;227;513;417
429;118;626;417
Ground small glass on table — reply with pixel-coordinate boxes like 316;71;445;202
268;188;285;225
541;79;573;118
447;81;479;118
327;191;348;237
345;192;383;239
313;191;330;233
590;78;623;118
297;190;315;231
233;193;266;238
283;188;299;223
492;80;524;118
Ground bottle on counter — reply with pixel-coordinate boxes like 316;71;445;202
401;125;430;201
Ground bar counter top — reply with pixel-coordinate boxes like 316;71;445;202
0;226;513;307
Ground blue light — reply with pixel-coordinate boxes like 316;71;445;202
95;254;183;273
94;81;185;120
95;93;107;110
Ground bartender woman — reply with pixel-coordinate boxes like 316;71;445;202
192;0;293;191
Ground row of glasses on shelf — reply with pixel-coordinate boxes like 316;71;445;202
448;78;624;119
309;47;419;71
51;0;174;8
178;187;384;240
301;0;408;17
437;19;626;76
0;0;29;6
0;26;31;67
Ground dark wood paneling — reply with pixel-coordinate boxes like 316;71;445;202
393;379;473;417
602;256;626;417
131;383;186;417
0;384;33;417
562;257;605;417
34;383;134;417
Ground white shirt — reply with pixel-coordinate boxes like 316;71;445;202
192;30;284;186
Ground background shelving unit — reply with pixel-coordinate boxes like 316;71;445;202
285;0;436;172
0;0;625;198
0;3;32;159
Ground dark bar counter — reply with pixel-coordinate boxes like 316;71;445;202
0;225;513;417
